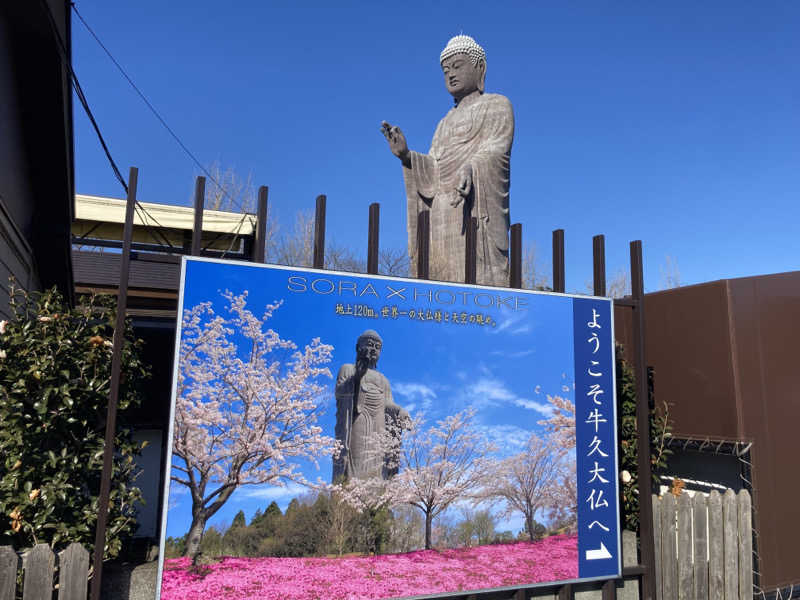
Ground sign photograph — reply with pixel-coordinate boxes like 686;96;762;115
156;257;620;600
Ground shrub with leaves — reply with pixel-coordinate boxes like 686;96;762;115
0;284;148;560
616;343;672;532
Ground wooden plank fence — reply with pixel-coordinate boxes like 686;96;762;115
0;543;89;600
653;489;753;600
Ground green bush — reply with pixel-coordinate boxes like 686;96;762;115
616;343;671;532
0;284;148;560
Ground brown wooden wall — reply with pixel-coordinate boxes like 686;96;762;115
615;271;800;591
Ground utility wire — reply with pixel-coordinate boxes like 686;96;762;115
44;1;251;254
71;4;248;214
38;0;129;194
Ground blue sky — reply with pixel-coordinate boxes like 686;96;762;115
164;259;594;537
71;2;799;293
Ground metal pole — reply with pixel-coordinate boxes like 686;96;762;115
593;234;606;297
191;176;205;256
416;210;430;280
510;223;522;289
90;166;138;600
464;216;477;284
553;229;565;293
367;203;380;275
630;239;656;600
252;186;269;263
313;194;326;269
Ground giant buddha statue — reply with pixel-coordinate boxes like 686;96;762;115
382;35;514;286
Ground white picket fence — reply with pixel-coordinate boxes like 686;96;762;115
653;489;753;600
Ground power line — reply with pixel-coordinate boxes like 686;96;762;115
71;4;248;213
43;1;252;254
38;0;130;194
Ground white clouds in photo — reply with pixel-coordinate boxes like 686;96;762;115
461;376;554;417
490;348;535;359
393;381;437;414
240;482;308;501
478;423;532;452
491;310;531;335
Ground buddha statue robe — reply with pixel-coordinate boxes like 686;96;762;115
333;364;403;481
403;92;514;286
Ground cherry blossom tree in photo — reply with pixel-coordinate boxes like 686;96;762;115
481;432;569;540
544;461;578;533
395;408;497;549
538;394;576;450
331;420;407;553
172;290;337;557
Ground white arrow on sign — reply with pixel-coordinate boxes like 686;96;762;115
585;542;613;560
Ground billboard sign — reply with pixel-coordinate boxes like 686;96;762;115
157;257;620;599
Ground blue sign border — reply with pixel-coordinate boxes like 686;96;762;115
574;298;621;579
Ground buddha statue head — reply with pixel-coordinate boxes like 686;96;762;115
440;34;487;100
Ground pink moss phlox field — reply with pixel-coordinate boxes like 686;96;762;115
161;534;578;600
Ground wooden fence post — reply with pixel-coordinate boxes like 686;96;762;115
630;240;656;600
58;544;89;600
593;235;606;296
677;493;692;599
367;203;379;275
22;544;54;600
313;194;326;269
191;176;205;256
707;490;724;600
652;495;662;600
252;186;269;263
416;211;430;280
552;229;565;293
91;166;138;600
0;547;18;600
737;490;753;600
722;490;739;600
660;493;676;600
510;223;522;288
464;216;477;284
693;493;709;600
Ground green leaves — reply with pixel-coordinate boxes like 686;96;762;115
616;343;672;533
0;284;149;561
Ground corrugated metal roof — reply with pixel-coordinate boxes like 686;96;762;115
72;251;180;291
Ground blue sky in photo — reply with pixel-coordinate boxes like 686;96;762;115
164;259;591;538
70;1;800;294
